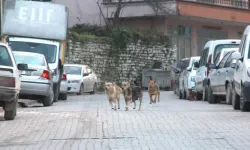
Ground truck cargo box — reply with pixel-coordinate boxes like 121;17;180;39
2;0;68;40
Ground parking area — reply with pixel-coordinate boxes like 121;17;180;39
0;91;250;150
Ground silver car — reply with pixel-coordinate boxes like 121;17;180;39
59;73;68;100
207;51;237;105
13;52;54;107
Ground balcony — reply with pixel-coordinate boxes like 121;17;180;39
102;0;177;18
182;0;250;10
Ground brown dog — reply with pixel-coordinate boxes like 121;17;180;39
188;88;197;101
104;82;122;110
121;81;143;111
148;79;160;104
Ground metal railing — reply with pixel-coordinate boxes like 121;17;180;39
103;0;250;10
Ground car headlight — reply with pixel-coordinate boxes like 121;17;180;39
191;76;195;82
247;68;250;77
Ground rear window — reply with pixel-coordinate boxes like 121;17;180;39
13;53;45;66
64;66;82;75
214;44;239;61
0;46;13;67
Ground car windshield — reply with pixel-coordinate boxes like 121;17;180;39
214;44;239;61
13;53;45;66
64;66;82;75
0;46;13;67
10;41;57;63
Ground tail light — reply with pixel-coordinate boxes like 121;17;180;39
206;54;212;76
62;74;67;81
40;70;50;80
0;77;15;87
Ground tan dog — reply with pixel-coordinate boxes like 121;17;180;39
148;79;160;104
121;81;143;111
104;82;122;110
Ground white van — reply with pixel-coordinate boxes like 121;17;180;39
194;39;240;101
231;26;250;111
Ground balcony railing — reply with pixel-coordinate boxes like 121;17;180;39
103;0;250;10
181;0;250;9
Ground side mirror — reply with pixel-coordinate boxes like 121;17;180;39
208;64;216;69
187;67;191;71
83;73;89;76
194;62;199;68
231;52;242;61
230;63;237;69
17;63;28;70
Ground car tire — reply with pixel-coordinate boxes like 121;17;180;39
202;85;208;101
232;85;240;110
179;90;182;99
226;83;232;105
208;85;216;104
77;84;84;95
183;90;186;99
60;93;67;100
4;101;17;120
53;85;59;102
196;92;202;100
90;83;97;95
43;90;54;107
240;89;250;112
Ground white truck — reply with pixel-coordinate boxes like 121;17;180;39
1;0;68;102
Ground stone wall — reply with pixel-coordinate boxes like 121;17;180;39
65;39;176;84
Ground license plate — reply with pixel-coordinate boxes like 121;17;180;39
21;71;32;76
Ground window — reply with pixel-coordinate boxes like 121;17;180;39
224;52;234;68
218;52;231;68
13;53;45;66
213;44;240;61
214;52;221;65
10;41;57;63
0;46;13;67
200;48;209;66
64;66;82;75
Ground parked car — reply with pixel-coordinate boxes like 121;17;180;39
214;48;238;66
59;73;68;100
172;58;190;97
194;39;240;101
207;51;238;105
0;44;27;120
179;56;200;99
231;25;250;111
13;51;54;107
64;64;98;95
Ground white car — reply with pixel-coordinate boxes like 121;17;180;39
179;56;200;99
207;51;238;105
214;48;239;66
194;39;240;101
59;73;68;100
0;43;27;120
64;64;98;95
231;25;250;111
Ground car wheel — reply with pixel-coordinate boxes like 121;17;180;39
53;85;59;102
202;85;208;101
43;90;54;107
4;101;17;120
77;84;84;95
232;85;240;110
208;85;216;104
60;93;67;100
196;92;202;100
240;89;250;112
178;90;182;99
226;83;232;105
183;90;186;99
90;83;97;95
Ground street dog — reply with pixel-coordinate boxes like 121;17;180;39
121;81;143;111
148;76;160;104
188;88;197;101
104;82;122;110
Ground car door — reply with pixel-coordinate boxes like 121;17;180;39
223;52;235;93
217;52;231;93
196;48;209;92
